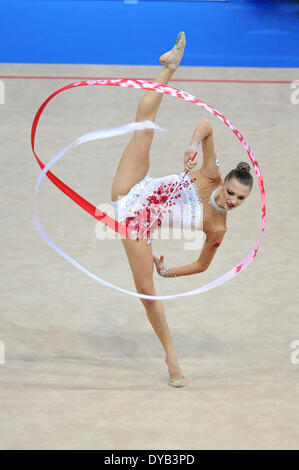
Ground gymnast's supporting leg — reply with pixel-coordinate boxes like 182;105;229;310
143;297;185;384
122;238;185;385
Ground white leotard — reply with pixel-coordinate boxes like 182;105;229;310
112;171;202;244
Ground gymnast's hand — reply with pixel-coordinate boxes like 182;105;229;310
183;150;198;173
153;254;165;275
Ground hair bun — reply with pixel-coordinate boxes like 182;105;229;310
236;162;251;173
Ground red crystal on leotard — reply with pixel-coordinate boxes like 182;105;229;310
125;175;196;241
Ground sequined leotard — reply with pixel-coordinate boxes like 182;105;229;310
112;171;202;244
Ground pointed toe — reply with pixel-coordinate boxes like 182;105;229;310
168;376;187;388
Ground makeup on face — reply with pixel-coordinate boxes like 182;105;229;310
224;183;249;209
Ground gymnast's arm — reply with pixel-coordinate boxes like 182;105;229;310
185;118;218;175
159;230;226;277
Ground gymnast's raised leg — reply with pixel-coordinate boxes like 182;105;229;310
111;32;186;202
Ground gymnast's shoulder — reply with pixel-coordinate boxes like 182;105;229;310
202;215;227;237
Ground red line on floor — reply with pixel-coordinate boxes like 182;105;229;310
0;76;293;84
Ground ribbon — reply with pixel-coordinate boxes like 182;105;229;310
32;78;266;300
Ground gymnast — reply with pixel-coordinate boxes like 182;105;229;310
110;32;253;387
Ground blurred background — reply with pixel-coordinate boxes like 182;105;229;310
1;0;299;67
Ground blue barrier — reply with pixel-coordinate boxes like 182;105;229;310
1;0;298;66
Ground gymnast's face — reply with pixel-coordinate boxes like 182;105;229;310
220;177;251;210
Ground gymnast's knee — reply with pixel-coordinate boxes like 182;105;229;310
138;285;157;309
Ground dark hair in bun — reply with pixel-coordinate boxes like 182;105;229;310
236;162;251;173
224;161;253;189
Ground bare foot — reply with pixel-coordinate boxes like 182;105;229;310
159;32;186;70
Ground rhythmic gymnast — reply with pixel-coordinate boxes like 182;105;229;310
110;32;253;387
